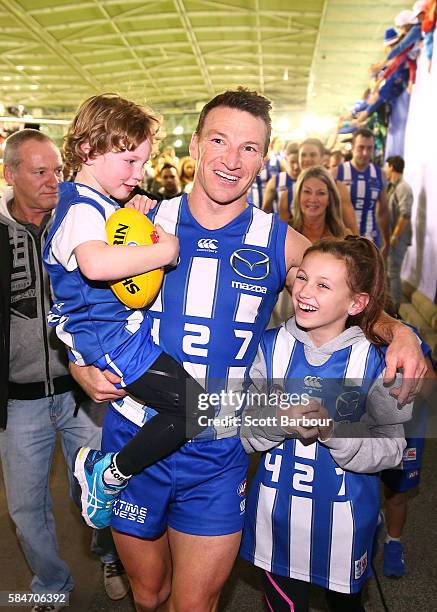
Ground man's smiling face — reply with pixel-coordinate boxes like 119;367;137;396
189;106;267;207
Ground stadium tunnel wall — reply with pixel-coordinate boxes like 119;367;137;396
401;33;437;303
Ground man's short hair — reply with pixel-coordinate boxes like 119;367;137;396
3;129;54;170
285;142;299;156
160;163;178;174
63;93;160;171
352;128;374;144
299;138;324;156
330;150;344;164
386;155;405;173
195;87;272;155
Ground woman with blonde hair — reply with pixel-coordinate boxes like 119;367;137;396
178;156;196;193
290;165;351;242
270;166;351;328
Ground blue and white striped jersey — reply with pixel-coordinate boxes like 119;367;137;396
275;172;294;215
241;325;386;593
43;182;160;380
337;161;384;246
249;154;282;209
142;194;288;438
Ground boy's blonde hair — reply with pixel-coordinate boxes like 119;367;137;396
64;93;160;171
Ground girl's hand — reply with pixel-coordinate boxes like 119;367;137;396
277;399;324;440
313;404;334;440
125;194;157;215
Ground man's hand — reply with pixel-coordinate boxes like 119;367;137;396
125;194;157;215
69;363;126;403
384;327;427;405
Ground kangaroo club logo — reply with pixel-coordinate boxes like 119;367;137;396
230;249;270;280
336;390;361;418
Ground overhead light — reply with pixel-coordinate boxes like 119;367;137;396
300;114;335;135
173;139;183;148
283;69;289;81
277;117;289;133
173;125;184;135
288;128;306;141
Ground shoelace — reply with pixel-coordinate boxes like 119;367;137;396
104;559;125;578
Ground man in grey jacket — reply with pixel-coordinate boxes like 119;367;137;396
385;156;413;311
0;129;127;609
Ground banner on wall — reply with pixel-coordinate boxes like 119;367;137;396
402;42;437;303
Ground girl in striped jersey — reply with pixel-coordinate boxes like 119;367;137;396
240;236;412;611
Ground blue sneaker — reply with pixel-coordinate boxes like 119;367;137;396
383;540;405;578
73;447;128;529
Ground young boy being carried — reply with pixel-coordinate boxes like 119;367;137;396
43;93;211;529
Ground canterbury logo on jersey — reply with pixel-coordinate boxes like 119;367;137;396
230;249;270;280
197;238;218;251
303;375;322;389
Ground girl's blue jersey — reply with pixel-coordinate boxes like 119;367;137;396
241;325;386;593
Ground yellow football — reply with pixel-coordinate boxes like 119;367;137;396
106;207;164;309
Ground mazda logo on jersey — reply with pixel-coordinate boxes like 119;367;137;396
230;249;270;280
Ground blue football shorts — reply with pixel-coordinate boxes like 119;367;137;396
102;404;249;538
381;437;424;492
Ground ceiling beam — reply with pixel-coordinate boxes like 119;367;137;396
172;0;214;95
92;0;160;95
305;0;328;111
254;0;264;93
0;0;104;93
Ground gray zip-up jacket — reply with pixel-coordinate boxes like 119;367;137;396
0;189;69;402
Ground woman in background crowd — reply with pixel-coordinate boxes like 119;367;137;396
290;166;351;243
178;156;196;193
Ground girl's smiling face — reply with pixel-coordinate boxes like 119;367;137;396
292;251;369;346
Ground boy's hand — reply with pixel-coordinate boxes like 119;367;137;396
125;194;157;215
155;224;180;267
